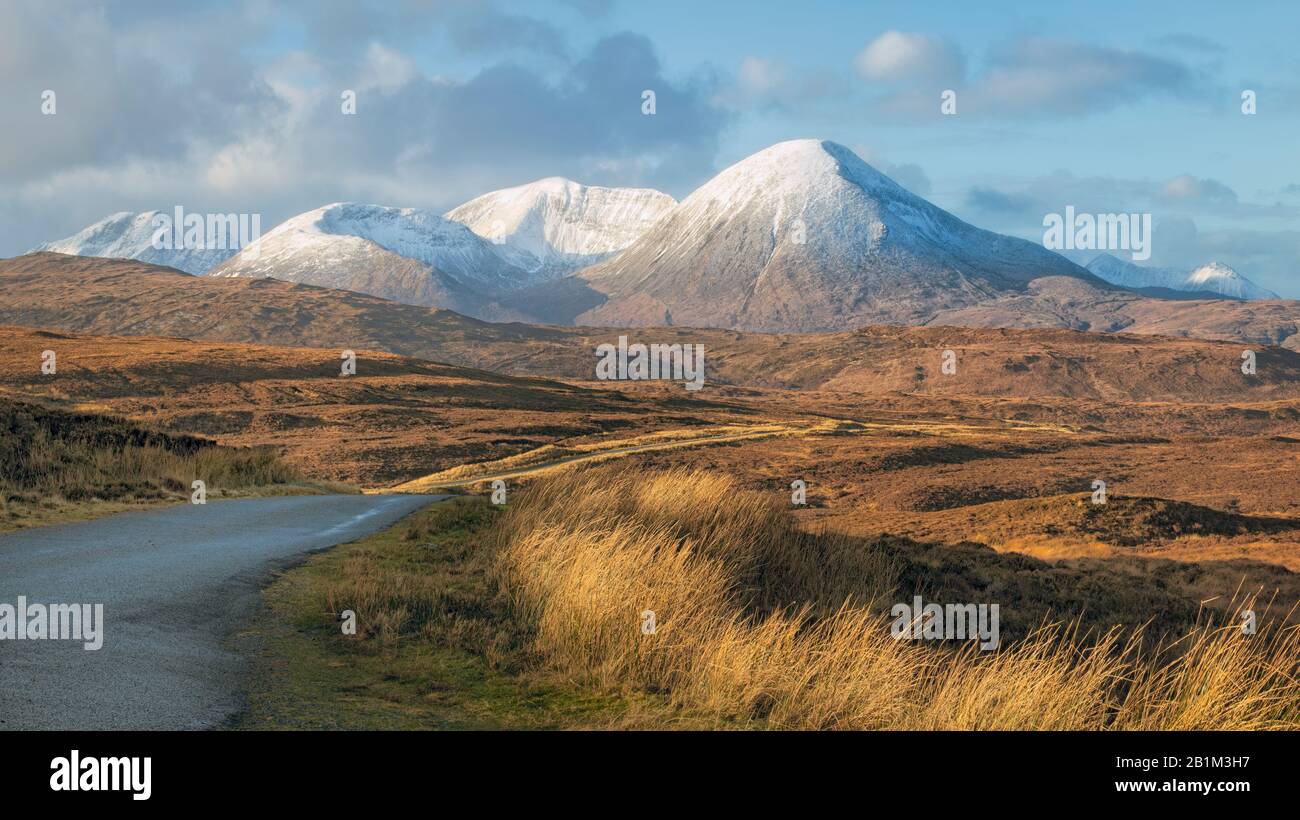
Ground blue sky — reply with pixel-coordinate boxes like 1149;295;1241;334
3;0;1297;294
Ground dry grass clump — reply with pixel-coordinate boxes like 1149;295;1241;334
0;399;299;511
1113;605;1300;730
487;464;1300;729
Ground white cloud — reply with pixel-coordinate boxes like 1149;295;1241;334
357;43;420;93
855;31;963;84
737;56;790;96
715;56;842;110
1158;175;1238;205
0;3;727;258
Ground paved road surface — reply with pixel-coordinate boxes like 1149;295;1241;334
0;494;441;730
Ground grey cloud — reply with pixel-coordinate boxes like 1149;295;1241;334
444;7;569;59
0;1;282;185
965;186;1038;216
964;172;1290;226
279;1;573;75
0;14;727;256
884;163;931;197
1158;175;1238;206
290;32;725;200
557;0;615;15
871;36;1203;120
971;38;1199;116
958;179;1300;297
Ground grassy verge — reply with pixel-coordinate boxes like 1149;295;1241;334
0;399;348;531
490;466;1299;729
233;498;690;729
238;464;1299;731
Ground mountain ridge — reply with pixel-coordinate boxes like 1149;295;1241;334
1086;253;1278;301
207;202;537;317
444;177;676;278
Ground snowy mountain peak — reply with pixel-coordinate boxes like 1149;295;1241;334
208;201;532;307
701;139;907;201
530;177;584;193
283;202;494;262
571;139;1093;331
31;210;236;274
445;178;676;277
1086;254;1277;300
1188;261;1239;285
656;138;1025;260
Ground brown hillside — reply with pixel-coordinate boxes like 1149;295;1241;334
4;254;1299;404
0;324;758;487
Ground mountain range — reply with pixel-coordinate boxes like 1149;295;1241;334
27;139;1294;335
1085;254;1277;301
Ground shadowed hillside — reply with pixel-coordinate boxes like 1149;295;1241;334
0;398;303;529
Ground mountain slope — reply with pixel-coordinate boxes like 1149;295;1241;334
207;203;536;318
1087;254;1278;300
445;177;676;278
564;139;1109;331
31;211;237;274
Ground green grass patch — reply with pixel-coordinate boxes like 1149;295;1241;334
232;498;682;729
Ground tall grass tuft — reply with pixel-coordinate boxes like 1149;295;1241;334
0;399;299;509
487;465;1300;730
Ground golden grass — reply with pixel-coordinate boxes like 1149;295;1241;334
391;422;819;491
486;465;1300;729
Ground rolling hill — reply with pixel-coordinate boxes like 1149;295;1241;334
4;253;1300;404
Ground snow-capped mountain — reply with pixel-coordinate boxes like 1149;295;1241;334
43;143;1283;333
561;139;1102;331
1086;254;1278;300
30;211;237;274
208;203;535;315
444;178;676;278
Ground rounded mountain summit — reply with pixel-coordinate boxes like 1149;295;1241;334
561;139;1105;332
